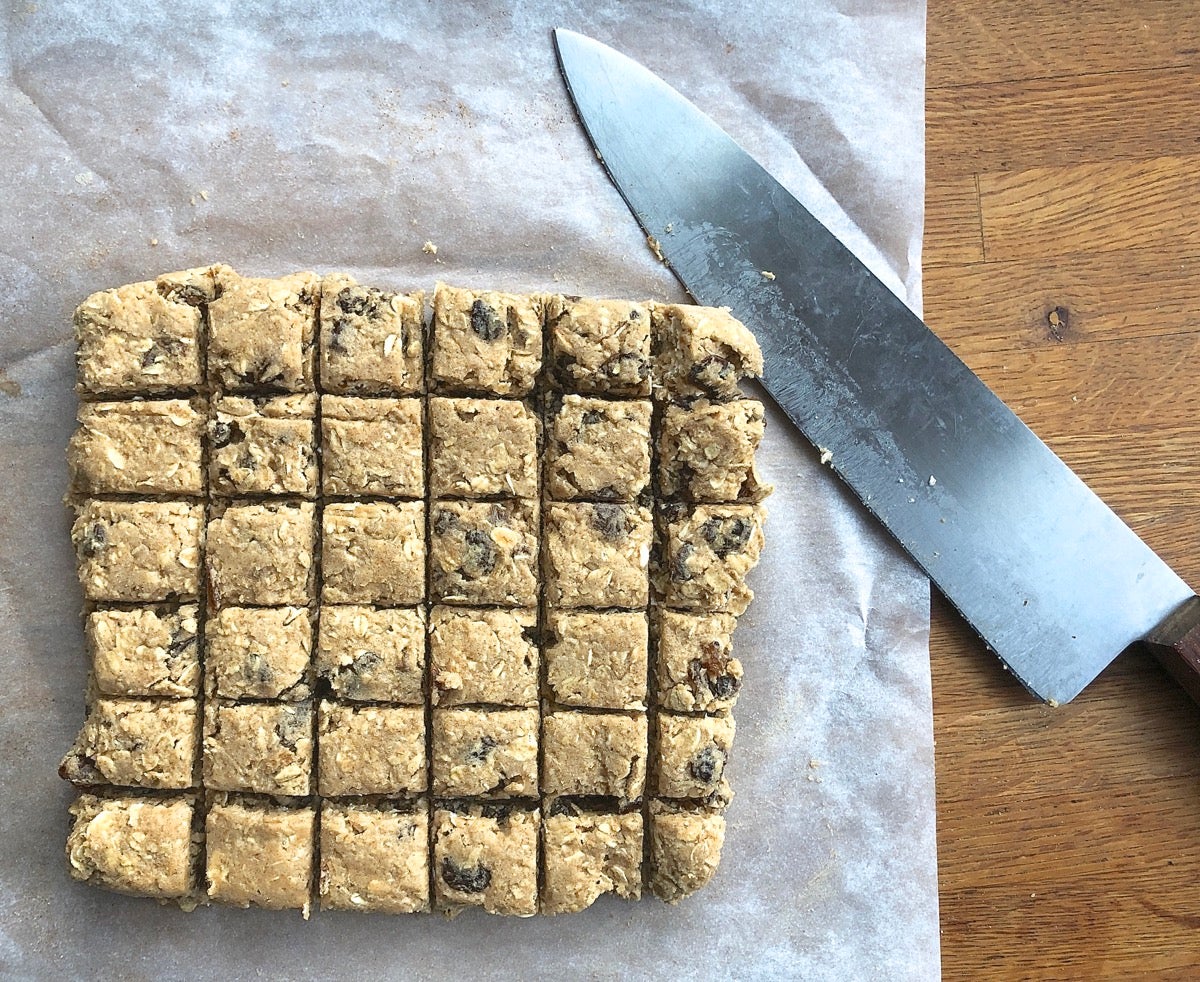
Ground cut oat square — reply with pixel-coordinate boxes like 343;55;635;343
206;501;315;607
86;605;200;698
316;605;426;704
430;283;542;396
546;295;651;396
320;396;424;499
428;606;539;708
203;700;313;796
428;396;538;499
320;801;430;913
545;395;652;502
204;606;312;701
432;805;539;916
431;708;539;798
429;499;539;606
319;273;424;396
321;501;425;605
209;394;317;498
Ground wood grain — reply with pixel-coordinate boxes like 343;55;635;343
926;2;1200;976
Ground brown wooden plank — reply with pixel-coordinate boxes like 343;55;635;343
924;173;984;266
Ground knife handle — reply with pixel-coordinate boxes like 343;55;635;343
1144;595;1200;705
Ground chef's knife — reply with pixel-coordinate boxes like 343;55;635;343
552;28;1200;706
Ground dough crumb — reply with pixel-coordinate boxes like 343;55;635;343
646;235;665;263
761;271;776;281
928;475;937;487
422;241;438;256
818;447;833;466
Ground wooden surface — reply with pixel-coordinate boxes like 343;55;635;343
925;2;1200;977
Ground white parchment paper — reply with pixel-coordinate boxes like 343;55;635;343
0;2;937;978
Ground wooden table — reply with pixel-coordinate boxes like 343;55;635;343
925;2;1200;976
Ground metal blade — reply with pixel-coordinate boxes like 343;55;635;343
553;28;1194;704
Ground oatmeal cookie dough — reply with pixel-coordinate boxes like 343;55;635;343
67;794;197;900
60;698;199;790
655;610;742;713
73;500;203;603
317;702;426;797
541;710;647;801
648;800;726;903
655;713;735;803
659;400;769;502
68;399;204;497
432;708;539;798
320;396;424;499
319;273;424;396
545;395;652;502
546;295;652;396
429;607;538;707
209;395;317;498
317;605;426;704
433;805;539;916
430;283;542;396
203;701;313;796
541;806;643;914
87;605;200;698
430;499;539;606
321;501;426;605
542;502;652;609
652;302;764;402
206;797;315;914
428;397;539;499
320;801;430;913
205;606;312;701
659;503;766;615
544;610;648;711
207;501;315;607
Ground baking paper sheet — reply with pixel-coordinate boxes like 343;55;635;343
0;1;937;978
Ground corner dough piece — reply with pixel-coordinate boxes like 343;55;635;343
208;270;318;392
67;794;196;900
320;396;424;499
319;273;424;395
320;801;430;913
659;504;766;615
430;283;542;396
544;610;647;711
317;701;426;797
541;806;642;914
206;798;315;913
72;500;203;603
432;708;539;798
545;395;652;502
648;800;726;903
546;295;652;396
321;501;426;605
652;303;763;402
541;710;647;802
429;607;538;707
87;605;200;698
317;605;425;704
655;609;742;713
205;606;312;701
542;502;651;609
433;805;539;916
203;701;313;796
655;713;735;803
60;698;198;790
209;395;317;498
68;399;204;496
207;501;315;607
658;400;769;502
428;397;539;499
430;499;539;606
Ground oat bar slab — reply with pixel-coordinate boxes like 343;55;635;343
61;265;770;917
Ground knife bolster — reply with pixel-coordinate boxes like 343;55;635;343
1144;595;1200;706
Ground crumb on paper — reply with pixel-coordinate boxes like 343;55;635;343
149;238;158;247
422;241;438;256
928;475;936;487
594;147;603;162
198;190;209;201
646;235;665;263
761;271;776;281
818;447;833;466
664;222;674;234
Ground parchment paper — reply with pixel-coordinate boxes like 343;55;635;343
0;2;937;978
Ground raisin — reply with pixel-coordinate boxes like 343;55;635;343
141;337;182;369
336;286;383;318
243;652;275;687
606;350;649;381
554;350;579;379
78;522;107;559
708;673;740;700
590;503;627;540
441;856;492;894
670;542;695;582
166;628;195;659
469;299;505;342
433;509;458;535
466;735;498;763
700;515;753;557
689;353;735;393
297;286;316;308
328;317;353;354
547;797;578;818
628;307;642;320
688;746;724;784
275;705;309;751
462;529;498;578
162;283;209;306
581;408;606;425
520;624;540;648
210;420;243;449
593;484;621;501
332;650;381;696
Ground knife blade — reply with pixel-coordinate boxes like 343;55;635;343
552;28;1200;706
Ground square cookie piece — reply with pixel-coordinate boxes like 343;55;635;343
203;701;313;796
207;501;315;607
655;610;742;713
652;303;764;402
68;399;204;496
319;273;424;395
659;400;769;502
87;605;200;698
547;295;651;396
317;702;426;796
432;708;539;798
206;799;315;913
430;283;542;396
73;500;203;603
322;502;426;605
648;800;726;903
429;607;538;707
430;500;538;606
433;805;539;916
545;610;647;710
659;504;766;615
317;605;425;704
320;802;430;913
67;794;196;900
205;606;311;701
60;698;198;790
541;711;647;801
74;276;204;395
209;395;317;497
542;806;643;914
656;713;735;803
321;396;423;498
545;396;652;502
542;503;652;609
208;270;318;392
428;397;538;499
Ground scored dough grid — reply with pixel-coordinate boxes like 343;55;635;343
62;264;768;917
